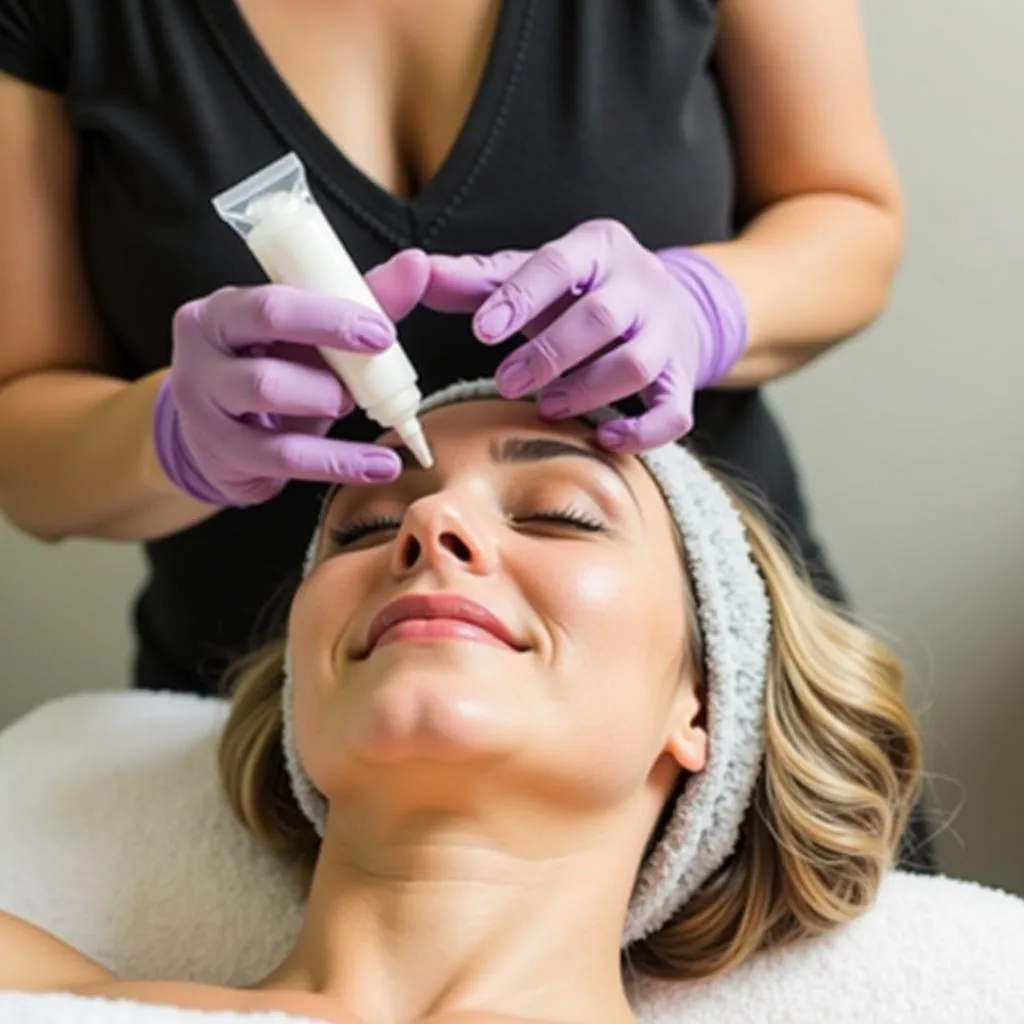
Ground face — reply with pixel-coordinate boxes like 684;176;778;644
288;400;707;819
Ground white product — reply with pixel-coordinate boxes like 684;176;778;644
212;153;433;469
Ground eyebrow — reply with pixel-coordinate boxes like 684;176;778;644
391;436;640;509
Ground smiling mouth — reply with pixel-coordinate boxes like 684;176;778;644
355;594;529;659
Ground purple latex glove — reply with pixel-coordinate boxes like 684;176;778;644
420;220;748;452
153;250;429;506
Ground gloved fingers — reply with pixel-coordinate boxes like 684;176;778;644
419;251;533;314
179;285;396;356
495;276;647;398
168;412;284;507
225;424;403;487
470;240;601;345
255;344;357;418
276;414;345;437
258;435;403;486
365;249;432;321
519;294;575;340
471;220;641;345
595;370;695;453
534;328;673;420
211;478;285;508
265;342;331;369
212;357;350;420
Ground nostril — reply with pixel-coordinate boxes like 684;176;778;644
401;534;422;568
439;531;472;562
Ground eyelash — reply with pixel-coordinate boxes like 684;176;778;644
329;505;606;549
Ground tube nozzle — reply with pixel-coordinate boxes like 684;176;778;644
396;418;434;470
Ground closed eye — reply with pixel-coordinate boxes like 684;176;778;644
329;515;401;549
511;507;605;534
328;506;606;551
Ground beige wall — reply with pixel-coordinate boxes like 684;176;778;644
769;0;1024;893
1;0;1021;892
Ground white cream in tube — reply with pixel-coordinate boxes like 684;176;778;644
212;153;433;469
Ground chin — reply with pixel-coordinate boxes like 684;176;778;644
336;657;526;766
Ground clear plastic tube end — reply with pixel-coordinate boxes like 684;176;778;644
396;418;434;470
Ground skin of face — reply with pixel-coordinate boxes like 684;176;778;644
287;399;707;847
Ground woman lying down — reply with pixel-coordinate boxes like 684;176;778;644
0;381;921;1024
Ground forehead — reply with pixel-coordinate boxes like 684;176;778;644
342;399;670;521
379;398;597;449
375;398;656;500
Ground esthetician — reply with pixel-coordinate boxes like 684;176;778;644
0;1;928;865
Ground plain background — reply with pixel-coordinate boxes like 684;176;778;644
0;0;1021;895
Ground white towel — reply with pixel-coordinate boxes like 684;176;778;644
1;692;1022;1023
0;995;325;1023
0;692;303;985
627;871;1024;1024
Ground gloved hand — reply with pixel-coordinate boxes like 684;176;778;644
420;220;748;452
153;250;429;506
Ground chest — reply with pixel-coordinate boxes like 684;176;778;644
67;0;733;380
231;0;502;199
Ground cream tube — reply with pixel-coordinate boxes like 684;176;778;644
211;153;433;469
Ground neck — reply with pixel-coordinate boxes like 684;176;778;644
262;774;652;1024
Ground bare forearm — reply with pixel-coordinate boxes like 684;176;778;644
0;369;216;542
697;191;904;388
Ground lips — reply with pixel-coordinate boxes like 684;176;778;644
356;593;528;658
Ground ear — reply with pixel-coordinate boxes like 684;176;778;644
663;687;708;774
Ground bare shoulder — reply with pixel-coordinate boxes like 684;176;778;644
64;979;363;1023
0;910;114;991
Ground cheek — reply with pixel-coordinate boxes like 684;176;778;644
287;559;383;792
539;550;688;722
566;562;629;630
287;561;366;712
538;553;658;705
549;556;664;656
528;551;688;805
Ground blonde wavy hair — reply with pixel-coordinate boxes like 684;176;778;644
218;473;922;983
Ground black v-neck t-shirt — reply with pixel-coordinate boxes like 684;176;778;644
0;0;842;693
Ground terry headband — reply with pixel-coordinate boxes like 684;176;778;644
281;379;772;947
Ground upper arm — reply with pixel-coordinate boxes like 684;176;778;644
714;0;902;216
0;72;111;391
0;911;113;991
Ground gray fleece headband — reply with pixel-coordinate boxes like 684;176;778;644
282;379;771;947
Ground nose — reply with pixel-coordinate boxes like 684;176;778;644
390;492;498;578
